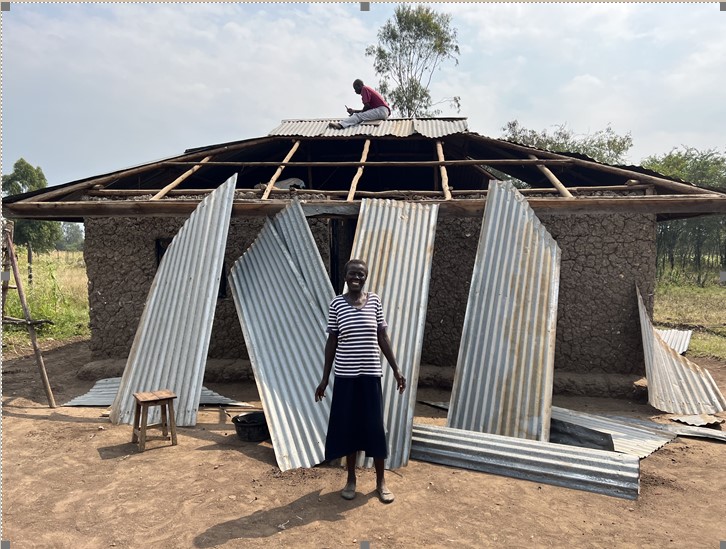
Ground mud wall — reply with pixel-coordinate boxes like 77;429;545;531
84;216;330;360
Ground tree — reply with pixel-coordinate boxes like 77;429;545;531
366;4;460;117
2;158;62;253
56;222;85;251
643;147;726;285
501;120;634;165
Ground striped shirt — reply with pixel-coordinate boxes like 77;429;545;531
327;292;387;377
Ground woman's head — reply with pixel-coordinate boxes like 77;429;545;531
344;258;368;276
344;259;368;290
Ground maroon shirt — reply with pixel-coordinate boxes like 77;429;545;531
361;86;390;114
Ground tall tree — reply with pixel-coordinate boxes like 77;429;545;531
643;147;726;285
56;222;85;252
501;120;633;165
2;158;62;253
366;4;460;117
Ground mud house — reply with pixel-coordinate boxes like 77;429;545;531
5;118;726;396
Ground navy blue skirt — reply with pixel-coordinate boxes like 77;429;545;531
324;375;388;461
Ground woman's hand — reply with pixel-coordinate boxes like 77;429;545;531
315;380;328;402
394;371;406;394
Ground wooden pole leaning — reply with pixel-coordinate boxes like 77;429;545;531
151;156;213;200
529;155;574;198
2;226;57;408
347;139;371;202
261;140;301;200
436;141;453;200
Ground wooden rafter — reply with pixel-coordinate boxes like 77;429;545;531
163;158;575;168
261;140;301;200
436;141;453;200
347;139;371;202
529;155;573;198
150;156;213;200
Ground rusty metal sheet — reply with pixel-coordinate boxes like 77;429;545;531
447;180;561;441
110;176;237;426
229;202;335;471
350;199;439;469
637;287;726;415
411;423;640;500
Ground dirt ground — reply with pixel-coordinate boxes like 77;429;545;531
2;338;726;548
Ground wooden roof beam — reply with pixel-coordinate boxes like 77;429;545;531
529;154;573;198
347;139;371;202
436;141;453;200
261;140;300;200
150;156;213;200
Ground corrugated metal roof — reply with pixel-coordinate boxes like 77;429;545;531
229;201;335;471
110;176;237;426
655;328;692;355
411;423;640;500
63;377;245;407
349;199;439;470
447;180;561;441
550;407;675;459
267;118;467;139
637;287;726;415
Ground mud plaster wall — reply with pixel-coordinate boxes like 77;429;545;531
422;213;657;385
84;216;330;360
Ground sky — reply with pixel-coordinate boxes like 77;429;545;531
2;2;725;187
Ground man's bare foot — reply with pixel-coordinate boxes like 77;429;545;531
341;481;356;500
328;122;343;129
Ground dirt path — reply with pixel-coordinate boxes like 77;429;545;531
2;340;726;548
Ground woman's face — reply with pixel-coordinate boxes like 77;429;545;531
345;264;368;291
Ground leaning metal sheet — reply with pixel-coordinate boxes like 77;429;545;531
229;203;335;471
110;176;237;426
349;199;439;470
637;287;726;415
447;180;561;441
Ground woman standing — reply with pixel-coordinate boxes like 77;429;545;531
315;259;406;503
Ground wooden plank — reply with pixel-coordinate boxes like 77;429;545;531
529;154;573;198
261;140;300;200
6;195;726;219
347;139;371;202
436;141;453;200
163;158;575;168
150;156;213;200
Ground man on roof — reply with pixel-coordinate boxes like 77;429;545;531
329;79;391;130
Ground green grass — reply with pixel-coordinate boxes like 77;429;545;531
2;249;89;347
654;282;726;359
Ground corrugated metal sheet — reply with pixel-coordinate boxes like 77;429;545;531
229;202;335;471
550;407;675;459
447;180;561;440
349;199;439;470
268;118;467;139
110;176;237;426
655;328;692;355
669;414;724;427
411;423;640;500
63;377;245;407
605;415;726;443
637;287;726;415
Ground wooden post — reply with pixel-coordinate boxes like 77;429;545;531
529;155;574;198
347;139;371;202
1;220;13;319
3;228;57;408
261;140;301;200
150;156;213;200
436;141;453;200
27;243;34;288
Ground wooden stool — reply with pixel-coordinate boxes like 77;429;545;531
131;390;178;451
